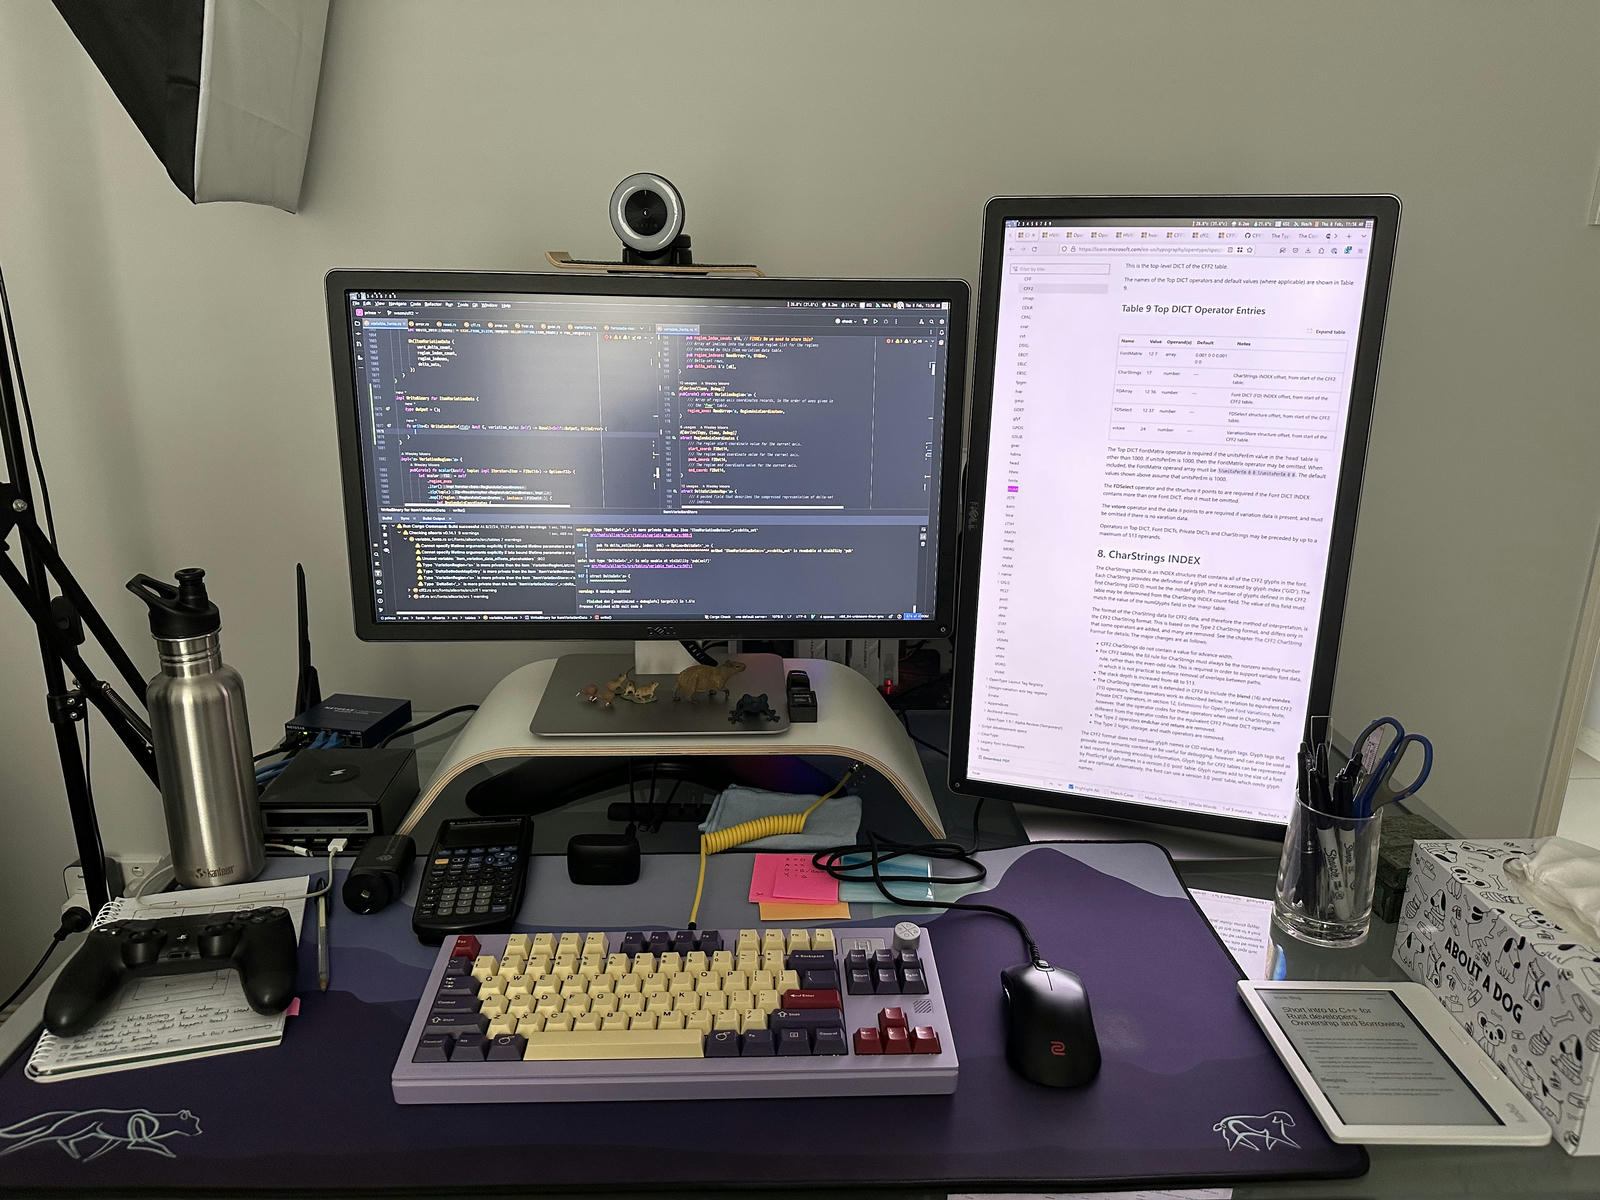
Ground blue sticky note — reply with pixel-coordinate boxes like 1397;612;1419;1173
835;852;934;903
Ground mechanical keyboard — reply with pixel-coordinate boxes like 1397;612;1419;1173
392;924;958;1103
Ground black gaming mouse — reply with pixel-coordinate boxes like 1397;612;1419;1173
999;961;1102;1087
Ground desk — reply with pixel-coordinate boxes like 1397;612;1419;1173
2;715;1598;1196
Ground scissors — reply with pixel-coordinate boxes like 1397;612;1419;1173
1350;716;1433;816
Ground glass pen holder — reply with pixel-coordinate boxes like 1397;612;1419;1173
1273;798;1383;948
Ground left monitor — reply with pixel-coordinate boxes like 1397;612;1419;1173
325;272;967;642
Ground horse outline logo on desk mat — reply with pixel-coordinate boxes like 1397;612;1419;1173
0;1108;201;1161
1212;1110;1301;1152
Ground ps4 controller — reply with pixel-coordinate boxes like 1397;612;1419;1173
44;906;298;1036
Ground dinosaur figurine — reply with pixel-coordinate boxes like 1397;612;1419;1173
672;659;746;702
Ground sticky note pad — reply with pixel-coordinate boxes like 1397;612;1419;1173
760;901;851;921
835;852;934;903
768;855;839;904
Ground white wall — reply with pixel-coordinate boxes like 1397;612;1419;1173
3;0;1599;994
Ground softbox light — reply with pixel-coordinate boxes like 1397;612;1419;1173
53;0;329;212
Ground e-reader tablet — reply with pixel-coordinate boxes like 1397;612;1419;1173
1239;980;1551;1145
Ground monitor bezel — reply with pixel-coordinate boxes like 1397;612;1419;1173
946;195;1402;841
325;270;969;643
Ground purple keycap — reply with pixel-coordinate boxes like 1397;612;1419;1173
845;949;868;970
873;969;901;995
801;969;840;991
696;931;723;953
430;994;479;1016
786;950;835;971
742;1029;776;1056
449;1031;489;1061
620;932;646;956
424;1012;487;1035
846;967;873;995
486;1034;526;1061
648;931;671;955
412;1032;453;1063
705;1029;741;1057
899;967;929;994
672;931;696;954
442;958;471;976
872;949;895;971
438;975;476;994
777;1028;811;1056
771;1009;845;1031
812;1027;847;1055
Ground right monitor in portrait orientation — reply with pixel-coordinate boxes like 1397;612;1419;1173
949;196;1401;839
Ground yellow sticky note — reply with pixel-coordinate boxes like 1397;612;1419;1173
759;901;851;920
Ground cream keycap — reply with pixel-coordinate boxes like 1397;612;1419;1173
534;995;563;1018
710;950;733;973
583;932;609;957
504;975;533;1000
590;992;618;1015
505;933;531;958
761;929;785;955
487;1014;518;1038
601;1013;630;1032
685;1010;714;1036
557;933;582;956
522;1028;703;1061
641;975;668;996
740;1008;766;1031
629;1013;658;1031
618;994;646;1017
646;993;673;1014
755;990;781;1014
750;970;775;993
668;975;696;997
531;933;556;957
516;1014;546;1036
471;955;499;982
695;972;723;994
812;928;836;951
736;951;760;975
698;991;728;1013
632;952;657;978
615;975;642;996
658;1011;686;1030
526;954;551;979
673;993;701;1013
578;953;605;978
724;970;748;992
684;951;708;974
559;976;587;998
561;995;591;1016
762;951;784;976
507;997;534;1019
572;1012;602;1032
737;928;760;953
658;952;682;977
712;1009;740;1033
779;970;800;993
543;1012;573;1033
480;995;509;1019
477;978;507;1000
606;953;632;978
725;989;753;1013
499;956;526;980
787;929;811;953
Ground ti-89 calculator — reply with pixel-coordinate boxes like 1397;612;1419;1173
413;816;534;945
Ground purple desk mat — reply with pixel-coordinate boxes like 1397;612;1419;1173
0;843;1366;1194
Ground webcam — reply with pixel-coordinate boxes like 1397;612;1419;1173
610;173;693;266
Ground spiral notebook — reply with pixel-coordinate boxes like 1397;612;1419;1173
25;876;309;1083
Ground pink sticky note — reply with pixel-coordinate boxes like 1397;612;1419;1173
769;854;839;904
285;998;301;1017
748;854;782;903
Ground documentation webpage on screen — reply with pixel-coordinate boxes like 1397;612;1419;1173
967;217;1375;825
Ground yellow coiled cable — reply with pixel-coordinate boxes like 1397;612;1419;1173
688;766;858;927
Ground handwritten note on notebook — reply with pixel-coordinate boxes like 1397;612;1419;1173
25;876;310;1082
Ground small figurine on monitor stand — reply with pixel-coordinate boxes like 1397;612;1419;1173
619;680;659;704
729;692;779;724
673;659;746;702
577;671;633;709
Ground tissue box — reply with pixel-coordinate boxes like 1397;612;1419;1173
1394;838;1600;1155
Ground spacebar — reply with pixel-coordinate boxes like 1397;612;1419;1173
522;1030;705;1061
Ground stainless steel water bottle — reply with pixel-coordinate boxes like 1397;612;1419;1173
127;568;264;887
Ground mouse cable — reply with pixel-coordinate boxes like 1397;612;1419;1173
810;831;1045;969
0;907;91;1015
